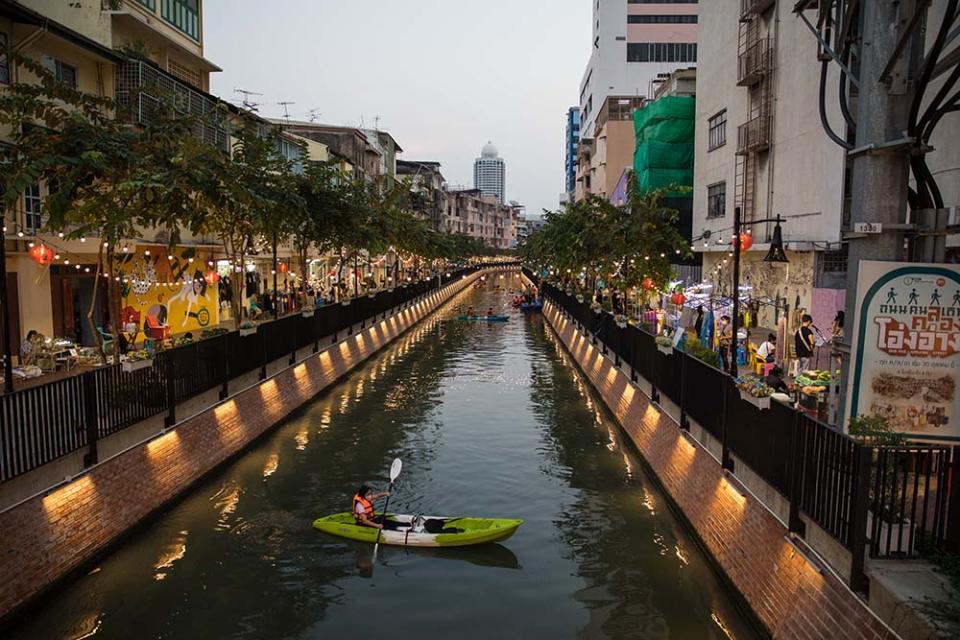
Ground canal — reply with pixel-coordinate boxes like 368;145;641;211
10;274;758;640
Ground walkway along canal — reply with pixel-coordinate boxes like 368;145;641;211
5;274;758;639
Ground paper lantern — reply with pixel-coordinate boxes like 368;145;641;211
642;277;656;291
732;233;753;252
671;292;686;306
278;262;289;274
29;244;55;266
204;271;221;285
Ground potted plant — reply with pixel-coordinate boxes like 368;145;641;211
615;314;628;329
735;375;773;410
239;320;258;337
655;332;674;355
590;300;602;313
121;349;154;373
302;306;315;318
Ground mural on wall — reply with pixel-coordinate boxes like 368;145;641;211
119;246;219;333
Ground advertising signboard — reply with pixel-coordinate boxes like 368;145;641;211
847;262;960;441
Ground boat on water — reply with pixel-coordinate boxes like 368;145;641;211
313;513;524;547
458;315;509;322
519;301;543;312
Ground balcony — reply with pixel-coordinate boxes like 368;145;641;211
737;39;773;86
740;0;775;21
116;58;229;152
736;115;771;155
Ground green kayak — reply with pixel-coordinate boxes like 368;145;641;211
313;513;523;547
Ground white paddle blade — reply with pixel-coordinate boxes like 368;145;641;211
389;458;402;482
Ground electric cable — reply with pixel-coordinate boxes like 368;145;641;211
819;60;854;149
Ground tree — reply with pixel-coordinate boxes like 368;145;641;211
521;176;690;310
0;54;213;363
193;117;302;322
289;160;344;291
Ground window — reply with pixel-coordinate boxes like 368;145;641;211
822;245;849;273
708;110;727;150
24;184;43;233
161;0;201;41
41;55;77;89
629;0;697;3
0;32;8;85
136;0;156;9
627;15;698;23
627;42;697;63
707;182;726;219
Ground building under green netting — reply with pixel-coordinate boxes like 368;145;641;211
633;95;695;196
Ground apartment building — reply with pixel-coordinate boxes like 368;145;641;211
691;0;960;330
278;121;382;183
397;160;446;229
0;1;327;347
579;0;698;141
575;95;645;201
443;189;515;251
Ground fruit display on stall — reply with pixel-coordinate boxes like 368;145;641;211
795;369;837;388
736;374;774;398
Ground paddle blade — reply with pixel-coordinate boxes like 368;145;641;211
389;458;402;482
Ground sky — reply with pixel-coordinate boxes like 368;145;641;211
204;0;591;218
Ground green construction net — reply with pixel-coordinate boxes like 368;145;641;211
633;96;695;196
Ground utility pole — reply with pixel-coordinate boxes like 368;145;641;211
836;0;923;424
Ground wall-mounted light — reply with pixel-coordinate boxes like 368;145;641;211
784;532;825;574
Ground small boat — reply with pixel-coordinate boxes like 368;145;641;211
313;513;524;547
457;315;509;322
519;301;543;312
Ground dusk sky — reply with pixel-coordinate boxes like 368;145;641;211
205;0;592;217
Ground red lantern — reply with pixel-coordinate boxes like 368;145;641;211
642;277;656;291
731;233;753;252
278;262;289;274
29;244;55;266
204;271;221;285
671;292;686;306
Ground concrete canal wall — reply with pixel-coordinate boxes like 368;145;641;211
541;299;900;640
0;268;495;626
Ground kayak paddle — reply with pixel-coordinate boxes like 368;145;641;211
373;458;402;560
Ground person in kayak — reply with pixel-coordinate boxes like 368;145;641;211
486;307;495;317
353;485;395;530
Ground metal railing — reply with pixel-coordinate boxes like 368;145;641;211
531;271;958;588
738;38;773;87
0;267;484;484
116;58;229;152
737;115;771;154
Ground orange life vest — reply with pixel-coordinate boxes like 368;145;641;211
352;493;376;525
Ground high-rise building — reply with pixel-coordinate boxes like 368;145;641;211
473;142;506;204
565;108;581;197
579;0;699;140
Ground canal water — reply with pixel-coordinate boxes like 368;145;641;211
10;274;758;640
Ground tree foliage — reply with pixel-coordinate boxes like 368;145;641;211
522;177;690;296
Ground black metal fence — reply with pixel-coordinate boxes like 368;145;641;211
0;267;483;484
530;271;959;586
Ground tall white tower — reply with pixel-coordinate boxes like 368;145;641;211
473;142;506;204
